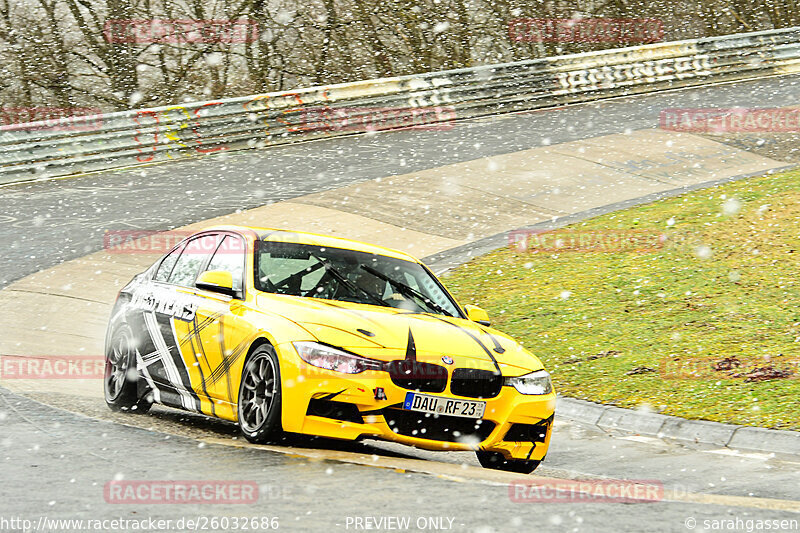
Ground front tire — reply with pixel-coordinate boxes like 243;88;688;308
476;451;540;474
104;324;152;414
237;344;283;443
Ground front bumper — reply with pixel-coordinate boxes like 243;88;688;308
277;342;556;462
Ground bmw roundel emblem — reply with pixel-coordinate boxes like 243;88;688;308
441;356;454;365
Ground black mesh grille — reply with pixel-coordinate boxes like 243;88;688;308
383;408;495;442
386;360;448;393
306;399;364;424
450;368;503;399
503;416;552;443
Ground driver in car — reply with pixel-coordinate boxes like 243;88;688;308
353;271;409;307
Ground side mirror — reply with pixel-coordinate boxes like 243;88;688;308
196;270;237;297
464;304;490;326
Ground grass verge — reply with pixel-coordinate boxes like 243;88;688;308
444;169;800;430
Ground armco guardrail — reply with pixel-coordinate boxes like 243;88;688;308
2;26;800;185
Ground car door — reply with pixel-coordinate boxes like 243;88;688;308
132;233;219;413
179;233;251;421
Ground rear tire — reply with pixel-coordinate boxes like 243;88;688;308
237;344;283;443
476;451;540;474
104;324;152;414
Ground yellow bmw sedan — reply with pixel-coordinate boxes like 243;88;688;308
104;225;555;473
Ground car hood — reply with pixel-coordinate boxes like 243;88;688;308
255;293;543;375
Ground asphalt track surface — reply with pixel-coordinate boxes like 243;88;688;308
3;385;800;532
2;76;800;532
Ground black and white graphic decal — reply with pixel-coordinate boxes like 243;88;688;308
142;311;200;411
131;287;197;321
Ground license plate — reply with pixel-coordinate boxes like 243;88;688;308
402;392;485;419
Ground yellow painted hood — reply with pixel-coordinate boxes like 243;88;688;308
255;293;543;374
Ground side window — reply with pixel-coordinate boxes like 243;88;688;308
204;235;245;291
168;234;217;287
154;244;184;282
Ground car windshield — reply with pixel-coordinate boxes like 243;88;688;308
255;241;461;317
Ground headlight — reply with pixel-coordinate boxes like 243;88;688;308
505;370;553;395
292;341;379;374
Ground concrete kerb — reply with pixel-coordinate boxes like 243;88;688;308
557;396;742;448
556;397;800;455
660;417;741;447
728;427;800;455
422;164;800;457
552;396;610;426
597;405;670;435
